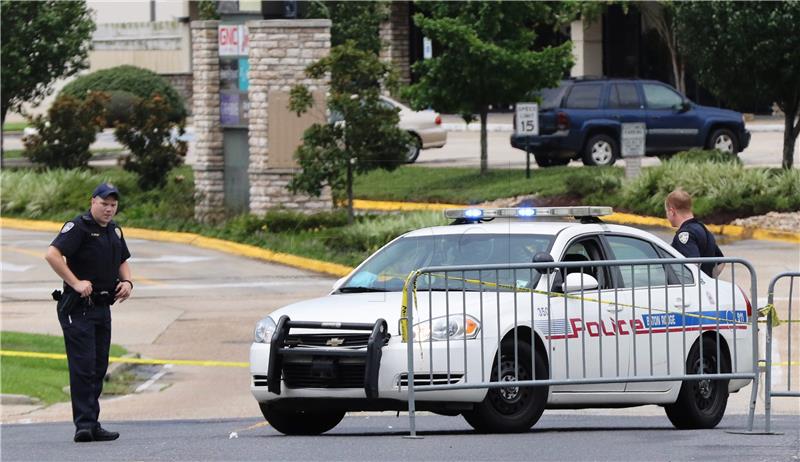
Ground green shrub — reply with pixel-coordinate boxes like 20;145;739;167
60;65;186;123
22;93;108;169
105;90;140;125
263;209;350;233
564;167;622;198
324;211;447;253
619;159;799;218
670;148;742;164
115;95;186;190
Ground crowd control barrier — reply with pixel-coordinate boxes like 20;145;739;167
401;257;759;437
762;272;799;433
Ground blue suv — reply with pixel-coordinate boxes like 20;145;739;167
510;78;751;167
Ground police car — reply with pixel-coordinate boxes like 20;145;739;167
250;207;753;434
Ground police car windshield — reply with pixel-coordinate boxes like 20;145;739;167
339;234;554;293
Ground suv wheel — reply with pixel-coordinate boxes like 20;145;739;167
707;128;739;155
582;134;617;166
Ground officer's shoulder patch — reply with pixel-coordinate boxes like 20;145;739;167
60;222;75;234
678;232;690;244
115;227;122;239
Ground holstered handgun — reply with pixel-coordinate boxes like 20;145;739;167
54;290;83;315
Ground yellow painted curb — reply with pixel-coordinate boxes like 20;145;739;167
0;350;249;368
352;200;800;244
0;217;352;278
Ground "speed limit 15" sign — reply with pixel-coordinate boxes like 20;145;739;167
515;103;539;135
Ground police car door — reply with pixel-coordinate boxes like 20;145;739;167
603;235;694;392
546;236;629;393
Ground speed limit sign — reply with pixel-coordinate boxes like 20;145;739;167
515;103;539;135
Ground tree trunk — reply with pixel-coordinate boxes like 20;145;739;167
782;103;799;170
346;157;354;224
1;108;6;169
479;109;488;175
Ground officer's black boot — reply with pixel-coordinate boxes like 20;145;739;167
74;429;93;443
92;426;119;442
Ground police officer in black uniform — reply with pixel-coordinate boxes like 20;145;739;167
45;183;133;443
665;188;724;277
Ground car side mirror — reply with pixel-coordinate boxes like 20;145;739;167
563;273;599;292
675;101;691;113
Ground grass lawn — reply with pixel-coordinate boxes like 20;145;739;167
2;148;126;160
353;165;621;204
2;121;28;132
1;331;127;404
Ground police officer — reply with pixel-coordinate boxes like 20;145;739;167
44;183;133;443
665;188;724;277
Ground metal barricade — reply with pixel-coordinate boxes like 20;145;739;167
763;272;799;433
402;257;759;436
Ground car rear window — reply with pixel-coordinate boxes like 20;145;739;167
564;84;604;109
608;83;641;109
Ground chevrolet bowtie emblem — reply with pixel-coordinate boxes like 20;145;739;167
326;338;345;347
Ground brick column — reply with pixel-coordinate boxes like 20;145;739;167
380;2;410;86
246;19;332;215
190;20;225;223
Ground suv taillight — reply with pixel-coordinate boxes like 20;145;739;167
435;115;442;125
557;112;570;131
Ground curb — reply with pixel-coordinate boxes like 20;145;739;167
0;394;41;405
0;217;353;278
105;352;140;382
352;200;800;244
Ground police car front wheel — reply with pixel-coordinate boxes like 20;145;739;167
259;403;345;435
461;340;548;433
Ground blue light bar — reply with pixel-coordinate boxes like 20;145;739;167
517;207;536;217
444;206;613;220
464;208;483;219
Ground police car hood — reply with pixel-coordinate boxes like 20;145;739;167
268;291;517;336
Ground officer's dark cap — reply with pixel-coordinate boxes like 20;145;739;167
92;183;120;200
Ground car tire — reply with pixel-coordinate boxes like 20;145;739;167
462;340;548;433
405;133;422;163
664;336;730;429
707;128;740;155
582;134;618;166
259;403;345;435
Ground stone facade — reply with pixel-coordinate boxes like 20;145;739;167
380;2;411;86
190;21;225;222
246;19;332;215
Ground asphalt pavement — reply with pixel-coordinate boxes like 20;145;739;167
1;414;798;461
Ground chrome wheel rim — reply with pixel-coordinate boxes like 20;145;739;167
591;141;613;164
714;134;734;153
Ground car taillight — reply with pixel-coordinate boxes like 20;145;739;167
435;115;442;125
737;286;752;318
557;112;570;131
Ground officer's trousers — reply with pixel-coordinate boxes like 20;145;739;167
59;304;112;431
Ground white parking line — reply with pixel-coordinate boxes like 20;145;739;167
135;364;173;393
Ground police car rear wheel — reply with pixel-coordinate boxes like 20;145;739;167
462;340;548;433
664;336;730;429
259;403;345;435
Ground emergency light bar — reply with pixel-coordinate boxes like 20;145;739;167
444;206;613;220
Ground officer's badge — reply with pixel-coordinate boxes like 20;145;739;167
678;232;689;244
115;227;122;239
60;222;74;234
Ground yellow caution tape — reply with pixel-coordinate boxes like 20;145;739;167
758;304;782;327
400;270;420;343
0;350;249;368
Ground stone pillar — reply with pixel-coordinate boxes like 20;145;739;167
246;19;332;215
570;18;603;78
380;2;411;86
191;20;225;223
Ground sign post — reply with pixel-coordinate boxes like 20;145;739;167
621;122;646;179
515;103;539;179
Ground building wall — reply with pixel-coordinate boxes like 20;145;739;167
88;0;189;24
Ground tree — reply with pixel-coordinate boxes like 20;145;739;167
289;42;410;223
636;2;686;94
675;1;800;169
0;0;95;124
404;2;574;175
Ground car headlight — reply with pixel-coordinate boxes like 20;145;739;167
413;315;480;342
254;316;276;344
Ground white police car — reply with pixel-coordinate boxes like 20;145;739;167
250;207;753;434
